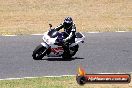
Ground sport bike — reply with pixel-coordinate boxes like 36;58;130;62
32;24;85;60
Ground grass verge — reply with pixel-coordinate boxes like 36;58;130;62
0;75;132;88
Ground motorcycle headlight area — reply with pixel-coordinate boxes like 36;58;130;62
42;35;57;44
43;38;49;43
46;39;49;43
42;36;48;42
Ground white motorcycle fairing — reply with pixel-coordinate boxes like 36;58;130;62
41;29;85;57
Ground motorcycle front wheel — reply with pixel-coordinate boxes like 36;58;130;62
32;44;46;60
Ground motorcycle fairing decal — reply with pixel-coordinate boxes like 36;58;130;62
50;47;63;54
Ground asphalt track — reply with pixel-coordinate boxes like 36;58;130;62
0;32;132;79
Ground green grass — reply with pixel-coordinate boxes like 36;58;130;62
0;76;131;88
0;76;73;88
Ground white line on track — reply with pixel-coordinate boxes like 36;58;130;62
31;34;43;35
1;73;131;81
1;31;131;36
0;75;76;81
2;35;17;36
115;31;127;32
87;32;100;33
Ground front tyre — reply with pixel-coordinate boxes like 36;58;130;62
32;44;46;60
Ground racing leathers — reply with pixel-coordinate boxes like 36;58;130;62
54;23;76;55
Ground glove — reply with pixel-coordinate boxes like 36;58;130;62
63;39;66;42
63;39;69;45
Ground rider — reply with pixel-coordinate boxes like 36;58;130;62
54;17;76;54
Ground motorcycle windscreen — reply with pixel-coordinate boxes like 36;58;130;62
56;33;64;43
48;29;59;38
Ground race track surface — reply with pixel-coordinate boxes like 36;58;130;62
0;32;132;79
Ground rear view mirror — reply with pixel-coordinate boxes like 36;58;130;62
49;24;52;28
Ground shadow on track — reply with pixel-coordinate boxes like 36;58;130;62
36;57;84;61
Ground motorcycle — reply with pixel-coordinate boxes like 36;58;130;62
32;24;85;60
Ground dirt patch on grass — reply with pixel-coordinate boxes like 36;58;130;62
0;0;132;35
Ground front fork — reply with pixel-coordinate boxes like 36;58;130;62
41;42;50;55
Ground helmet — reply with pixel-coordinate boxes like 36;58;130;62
64;17;73;29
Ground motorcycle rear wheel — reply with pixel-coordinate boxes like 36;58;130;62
62;52;72;59
62;44;79;59
70;44;79;56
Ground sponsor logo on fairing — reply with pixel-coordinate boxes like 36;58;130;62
51;47;63;54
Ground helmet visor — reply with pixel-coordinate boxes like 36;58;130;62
64;23;72;29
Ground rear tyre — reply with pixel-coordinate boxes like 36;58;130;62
62;44;79;59
70;44;79;56
62;52;72;59
32;44;46;60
